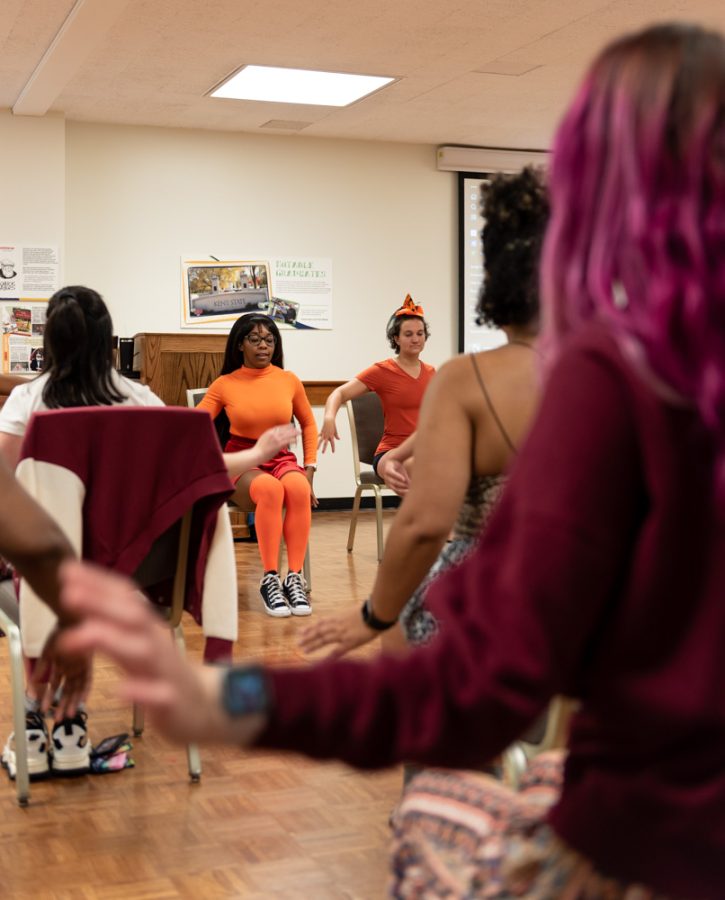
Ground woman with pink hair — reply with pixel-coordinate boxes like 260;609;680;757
57;22;725;897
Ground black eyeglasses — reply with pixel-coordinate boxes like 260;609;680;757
244;334;276;347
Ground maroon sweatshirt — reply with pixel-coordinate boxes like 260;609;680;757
259;325;725;898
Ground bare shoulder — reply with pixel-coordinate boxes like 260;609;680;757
429;354;472;388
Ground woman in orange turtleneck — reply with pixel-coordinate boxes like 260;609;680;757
198;314;317;618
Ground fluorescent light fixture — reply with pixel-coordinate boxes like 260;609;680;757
211;65;394;107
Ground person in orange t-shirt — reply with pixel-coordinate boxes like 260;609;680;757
319;297;435;490
198;314;317;620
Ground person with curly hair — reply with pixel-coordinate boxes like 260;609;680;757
300;167;547;657
318;296;435;484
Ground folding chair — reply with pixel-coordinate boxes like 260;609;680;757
346;394;386;562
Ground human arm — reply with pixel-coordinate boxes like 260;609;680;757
290;376;319;507
318;379;369;453
376;432;416;494
0;456;89;715
55;339;645;768
0;431;22;469
223;424;300;477
195;378;226;419
299;362;473;656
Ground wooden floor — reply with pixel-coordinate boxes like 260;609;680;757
0;510;402;899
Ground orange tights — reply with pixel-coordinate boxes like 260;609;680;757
248;471;311;572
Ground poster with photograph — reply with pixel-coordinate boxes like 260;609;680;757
181;257;333;330
181;261;271;326
1;300;48;373
271;257;332;329
0;244;60;300
1;333;44;374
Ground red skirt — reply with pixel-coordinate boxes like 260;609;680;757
225;434;306;482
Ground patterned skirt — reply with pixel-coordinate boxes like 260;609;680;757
400;537;476;646
389;752;672;899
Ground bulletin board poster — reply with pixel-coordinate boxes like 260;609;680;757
181;257;332;330
0;244;60;300
1;299;48;373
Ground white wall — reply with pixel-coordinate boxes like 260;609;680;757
64;122;458;378
0;111;66;264
3;114;459;496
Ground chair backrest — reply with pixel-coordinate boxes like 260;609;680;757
346;393;384;469
16;407;235;654
186;387;208;408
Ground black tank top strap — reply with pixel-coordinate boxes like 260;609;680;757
470;353;517;454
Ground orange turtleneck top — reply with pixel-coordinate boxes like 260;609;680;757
198;365;318;466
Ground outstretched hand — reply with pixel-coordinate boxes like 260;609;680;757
256;424;300;461
298;604;378;658
318;420;340;454
56;561;266;746
33;623;93;720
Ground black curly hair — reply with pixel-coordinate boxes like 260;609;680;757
476;167;549;329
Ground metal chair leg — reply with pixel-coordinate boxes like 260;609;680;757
347;485;363;552
132;703;144;737
303;546;312;592
0;610;30;806
502;742;528;790
374;487;384;563
173;624;201;783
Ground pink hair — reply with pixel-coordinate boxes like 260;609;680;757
541;23;725;466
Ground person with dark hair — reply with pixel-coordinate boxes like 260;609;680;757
319;295;434;484
300;167;547;657
0;293;298;777
0;286;163;469
0;285;163;776
52;22;725;896
197;314;317;618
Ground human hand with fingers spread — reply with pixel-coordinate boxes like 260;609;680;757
33;624;93;720
57;561;267;746
224;424;300;477
298;604;378;658
318;419;340;453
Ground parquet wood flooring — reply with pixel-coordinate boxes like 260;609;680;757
0;511;401;899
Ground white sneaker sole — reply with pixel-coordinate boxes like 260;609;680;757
2;746;50;780
51;746;91;775
290;605;312;617
263;604;291;618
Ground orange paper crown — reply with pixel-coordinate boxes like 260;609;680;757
394;294;425;318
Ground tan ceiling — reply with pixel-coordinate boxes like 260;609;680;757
1;0;723;149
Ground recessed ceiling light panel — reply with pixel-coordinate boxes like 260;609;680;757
211;65;394;107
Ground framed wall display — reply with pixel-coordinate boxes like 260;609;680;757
181;257;333;330
458;173;507;354
1;299;48;373
181;260;271;326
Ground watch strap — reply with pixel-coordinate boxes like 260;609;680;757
361;597;397;632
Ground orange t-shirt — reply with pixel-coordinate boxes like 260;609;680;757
356;359;436;455
198;365;317;465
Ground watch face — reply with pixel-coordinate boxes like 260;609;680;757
223;667;270;717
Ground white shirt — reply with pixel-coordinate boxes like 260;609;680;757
0;371;164;437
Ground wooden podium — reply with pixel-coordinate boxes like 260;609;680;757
133;333;226;407
133;332;341;407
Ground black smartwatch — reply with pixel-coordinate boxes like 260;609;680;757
361;597;397;632
221;665;272;718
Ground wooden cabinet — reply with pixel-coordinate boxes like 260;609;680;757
133;333;226;406
133;332;342;407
